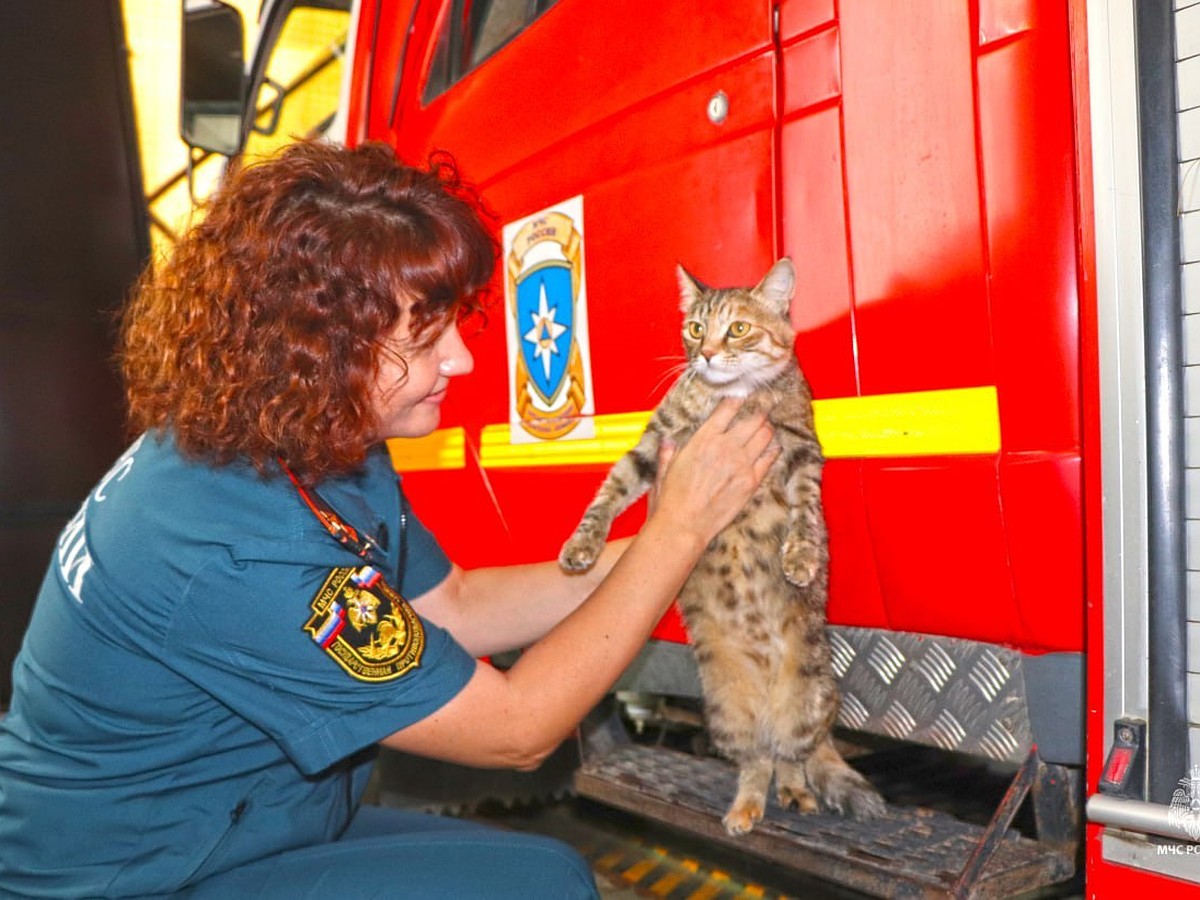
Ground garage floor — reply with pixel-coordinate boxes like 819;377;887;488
473;797;863;899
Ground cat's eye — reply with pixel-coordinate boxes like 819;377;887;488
685;321;705;340
727;321;751;338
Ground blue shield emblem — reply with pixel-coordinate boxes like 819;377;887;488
516;263;574;404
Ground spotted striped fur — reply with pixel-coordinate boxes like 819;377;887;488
560;259;884;834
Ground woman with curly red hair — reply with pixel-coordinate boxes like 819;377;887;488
0;140;777;898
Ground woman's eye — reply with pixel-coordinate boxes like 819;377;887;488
685;321;705;340
728;321;751;338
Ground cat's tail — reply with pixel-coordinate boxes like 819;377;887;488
804;738;887;820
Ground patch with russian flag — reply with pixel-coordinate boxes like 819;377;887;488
311;601;346;648
350;566;383;589
303;567;424;682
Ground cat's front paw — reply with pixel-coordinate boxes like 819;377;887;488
781;539;821;587
559;533;604;573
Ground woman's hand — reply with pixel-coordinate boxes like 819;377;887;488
648;398;779;545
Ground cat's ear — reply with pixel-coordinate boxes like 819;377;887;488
677;264;706;312
756;258;796;315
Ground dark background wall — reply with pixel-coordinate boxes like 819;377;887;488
0;2;150;706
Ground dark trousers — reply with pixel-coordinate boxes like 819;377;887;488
176;804;599;899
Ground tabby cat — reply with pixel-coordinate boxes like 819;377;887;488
559;258;885;835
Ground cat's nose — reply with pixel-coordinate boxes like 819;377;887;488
701;348;716;361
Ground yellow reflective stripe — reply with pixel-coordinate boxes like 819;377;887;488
687;883;723;900
813;385;1000;458
386;386;1000;471
479;411;652;468
621;857;658;883
386;427;466;471
649;871;687;896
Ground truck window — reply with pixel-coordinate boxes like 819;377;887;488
424;0;560;102
242;3;351;159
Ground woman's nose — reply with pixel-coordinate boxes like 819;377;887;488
438;328;474;376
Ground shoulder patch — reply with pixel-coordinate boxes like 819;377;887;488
304;566;425;682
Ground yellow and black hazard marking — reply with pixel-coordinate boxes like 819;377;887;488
578;832;789;899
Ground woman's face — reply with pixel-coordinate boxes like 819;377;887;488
370;311;474;441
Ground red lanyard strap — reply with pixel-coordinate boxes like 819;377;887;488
280;460;382;562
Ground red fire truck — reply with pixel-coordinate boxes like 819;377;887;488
179;1;1200;895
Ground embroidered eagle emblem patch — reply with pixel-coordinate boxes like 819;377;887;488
304;566;424;682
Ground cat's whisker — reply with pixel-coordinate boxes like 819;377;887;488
649;361;690;397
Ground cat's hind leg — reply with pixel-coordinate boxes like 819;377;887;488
773;759;819;814
723;758;773;836
775;735;883;819
767;613;883;817
767;615;838;813
688;613;774;836
775;735;885;819
804;737;886;820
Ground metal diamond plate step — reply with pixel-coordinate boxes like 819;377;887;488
830;628;1031;763
576;744;1074;899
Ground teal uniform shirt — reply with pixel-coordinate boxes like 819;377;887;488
0;433;477;898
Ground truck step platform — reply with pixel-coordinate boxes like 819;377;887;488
575;743;1074;899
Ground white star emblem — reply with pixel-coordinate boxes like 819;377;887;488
523;281;568;381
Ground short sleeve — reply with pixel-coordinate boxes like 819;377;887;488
165;546;477;775
397;490;450;599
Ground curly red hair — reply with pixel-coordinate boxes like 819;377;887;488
120;140;496;482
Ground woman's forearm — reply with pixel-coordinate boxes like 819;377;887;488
494;514;706;755
381;517;702;769
420;538;633;657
